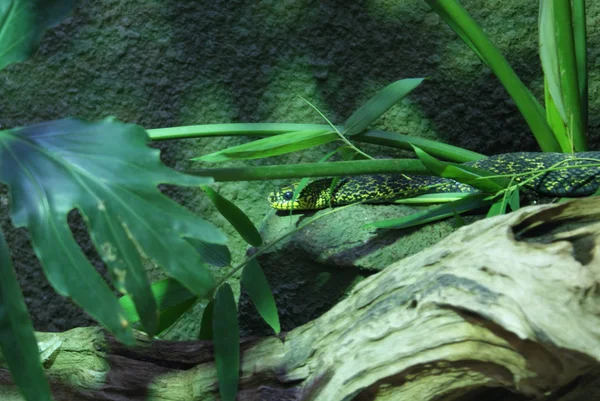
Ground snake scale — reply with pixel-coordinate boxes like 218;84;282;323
268;152;600;210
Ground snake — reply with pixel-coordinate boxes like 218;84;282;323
268;152;600;210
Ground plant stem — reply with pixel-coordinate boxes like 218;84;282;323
186;159;430;181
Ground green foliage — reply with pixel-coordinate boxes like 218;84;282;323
343;78;425;136
241;259;280;334
201;185;263;247
119;278;198;335
0;118;225;342
0;230;52;401
194;128;337;162
199;300;214;340
213;284;240;401
425;0;589;153
413;146;510;192
0;0;77;71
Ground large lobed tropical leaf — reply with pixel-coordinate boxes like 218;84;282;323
0;0;78;71
0;118;226;342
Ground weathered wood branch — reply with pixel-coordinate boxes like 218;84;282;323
2;198;600;401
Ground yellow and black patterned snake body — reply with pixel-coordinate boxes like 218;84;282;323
268;152;600;210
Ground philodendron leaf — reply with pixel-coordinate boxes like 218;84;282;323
0;0;77;71
0;229;52;401
0;118;226;343
344;78;424;136
213;284;240;401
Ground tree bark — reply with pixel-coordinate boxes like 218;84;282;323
2;198;600;401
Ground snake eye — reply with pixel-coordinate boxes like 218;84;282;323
283;191;294;201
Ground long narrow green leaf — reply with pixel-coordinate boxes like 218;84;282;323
553;0;586;151
148;123;486;163
363;194;493;230
344;78;425;136
0;230;52;401
241;260;280;334
199;300;214;340
425;0;560;152
193;128;336;162
0;0;77;71
213;284;240;401
413;146;509;192
201;186;263;247
539;0;568;125
572;0;588;132
544;77;571;152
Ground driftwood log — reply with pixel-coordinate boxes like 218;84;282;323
2;198;600;401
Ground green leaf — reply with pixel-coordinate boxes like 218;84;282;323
486;187;519;217
213;284;240;401
193;128;337;162
201;185;262;247
0;0;77;71
0;229;52;401
552;0;587;151
413;146;510;193
120;278;197;332
241;259;280;334
185;237;231;268
539;0;567;123
0;118;226;343
508;187;520;211
344;78;424;136
363;194;493;230
199;300;214;340
424;0;561;152
486;198;507;217
393;192;473;204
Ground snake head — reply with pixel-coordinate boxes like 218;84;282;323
268;183;301;210
268;180;332;210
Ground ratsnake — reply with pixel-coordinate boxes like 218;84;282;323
268;152;600;210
